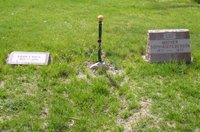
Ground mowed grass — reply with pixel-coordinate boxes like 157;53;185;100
0;0;200;131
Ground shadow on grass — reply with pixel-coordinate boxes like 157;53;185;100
105;72;120;89
95;67;120;88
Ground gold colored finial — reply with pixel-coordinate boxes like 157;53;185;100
98;15;103;22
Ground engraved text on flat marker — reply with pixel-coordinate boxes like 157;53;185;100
7;52;50;65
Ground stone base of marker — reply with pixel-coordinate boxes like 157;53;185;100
145;53;191;62
90;62;107;69
145;29;191;63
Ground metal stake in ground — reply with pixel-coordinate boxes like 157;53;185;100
178;53;183;74
98;15;103;62
90;15;106;69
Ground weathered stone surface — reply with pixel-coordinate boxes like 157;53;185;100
7;51;50;65
145;29;191;62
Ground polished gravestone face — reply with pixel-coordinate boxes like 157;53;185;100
7;51;50;65
145;29;191;63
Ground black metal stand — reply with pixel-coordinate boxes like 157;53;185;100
98;20;102;62
90;15;106;69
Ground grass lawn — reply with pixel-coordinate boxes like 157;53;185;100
0;0;200;131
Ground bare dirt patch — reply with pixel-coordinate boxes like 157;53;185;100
77;71;91;83
77;71;87;80
120;76;129;86
106;65;123;76
23;83;37;96
0;115;14;123
86;62;124;77
41;100;49;129
0;80;5;88
117;99;153;131
68;119;75;128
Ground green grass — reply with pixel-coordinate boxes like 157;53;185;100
0;0;200;131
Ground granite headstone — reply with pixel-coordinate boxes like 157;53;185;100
145;29;191;62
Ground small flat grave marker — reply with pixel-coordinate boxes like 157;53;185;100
145;29;191;63
7;51;50;65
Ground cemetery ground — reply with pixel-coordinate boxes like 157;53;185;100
0;0;200;131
